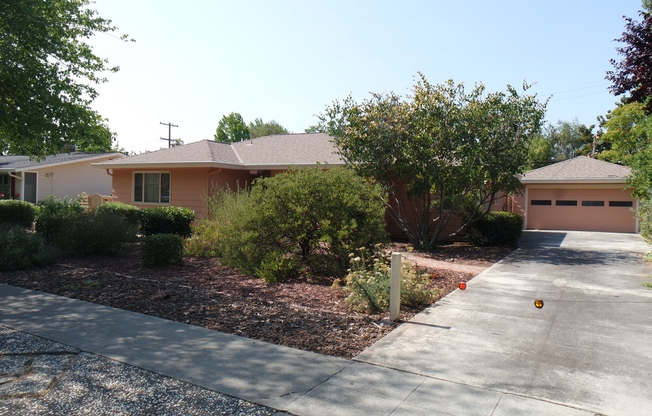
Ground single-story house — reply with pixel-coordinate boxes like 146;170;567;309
93;133;345;218
0;152;124;203
510;156;638;233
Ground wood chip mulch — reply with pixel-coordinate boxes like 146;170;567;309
0;242;514;359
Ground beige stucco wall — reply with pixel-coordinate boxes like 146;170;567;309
14;155;120;202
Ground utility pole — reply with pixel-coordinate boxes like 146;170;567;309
160;122;179;147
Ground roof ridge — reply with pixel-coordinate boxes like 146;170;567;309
230;142;244;164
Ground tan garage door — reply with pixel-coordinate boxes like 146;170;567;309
527;188;637;233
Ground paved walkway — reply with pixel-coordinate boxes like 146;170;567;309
402;253;488;274
1;231;651;415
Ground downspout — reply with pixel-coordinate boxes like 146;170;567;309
635;198;640;234
523;187;529;230
206;169;222;194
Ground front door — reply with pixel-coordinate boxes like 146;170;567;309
24;172;37;203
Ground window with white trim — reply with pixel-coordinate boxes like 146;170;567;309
134;172;170;203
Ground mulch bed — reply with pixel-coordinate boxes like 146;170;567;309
0;242;513;359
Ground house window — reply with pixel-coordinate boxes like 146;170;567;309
556;200;577;206
531;200;552;206
0;174;9;197
582;200;604;207
134;172;170;203
609;201;633;207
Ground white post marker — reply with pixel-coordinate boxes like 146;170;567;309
390;252;402;321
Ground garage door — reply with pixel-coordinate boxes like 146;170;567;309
527;188;637;233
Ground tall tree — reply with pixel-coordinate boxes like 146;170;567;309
526;135;555;169
314;74;546;248
526;120;603;169
214;112;250;143
248;118;290;138
0;0;128;157
547;120;595;160
599;101;652;240
599;102;651;167
604;2;652;240
606;9;652;112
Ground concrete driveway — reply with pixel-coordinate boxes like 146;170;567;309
356;230;652;415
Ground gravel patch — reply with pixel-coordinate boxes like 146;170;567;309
0;326;283;415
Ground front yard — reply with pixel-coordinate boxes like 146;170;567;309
0;242;513;358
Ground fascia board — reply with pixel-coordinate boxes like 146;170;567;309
519;178;627;185
91;161;217;169
92;161;347;170
15;153;125;172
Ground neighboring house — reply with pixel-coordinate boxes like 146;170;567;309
0;152;125;203
510;156;638;233
93;133;345;218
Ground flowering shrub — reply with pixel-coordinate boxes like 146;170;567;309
341;246;441;313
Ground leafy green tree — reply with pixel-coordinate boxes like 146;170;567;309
606;8;652;112
526;135;555;169
604;2;652;241
313;74;547;248
547;120;596;161
214;112;250;143
599;102;650;165
248;118;290;138
526;120;603;169
0;0;128;157
599;102;652;238
599;102;652;196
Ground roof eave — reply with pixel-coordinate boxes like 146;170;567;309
242;161;346;170
520;178;628;185
93;161;347;170
92;161;217;169
14;153;125;171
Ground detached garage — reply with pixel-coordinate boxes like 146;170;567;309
516;157;638;233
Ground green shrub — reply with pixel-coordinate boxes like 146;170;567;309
140;206;195;236
214;167;388;281
184;220;220;258
0;200;37;228
0;224;58;271
210;188;260;273
342;246;441;313
97;202;141;228
255;253;301;284
466;211;523;247
35;196;84;243
142;233;184;267
52;211;138;256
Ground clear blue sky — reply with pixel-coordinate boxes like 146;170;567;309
88;0;643;153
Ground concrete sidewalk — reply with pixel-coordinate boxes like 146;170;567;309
1;230;651;415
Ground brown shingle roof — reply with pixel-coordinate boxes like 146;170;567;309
519;156;631;184
95;133;344;169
